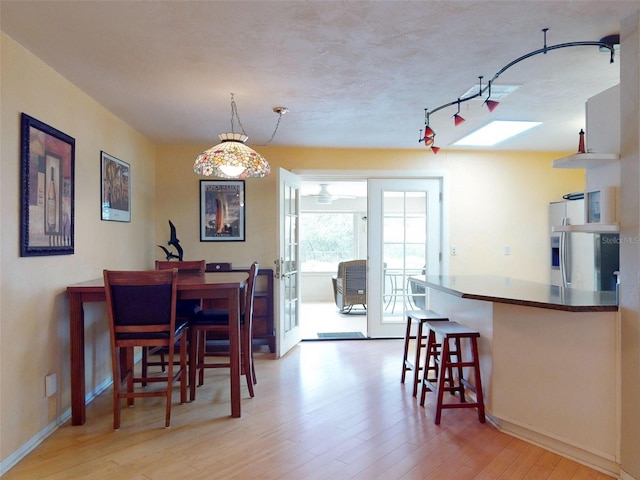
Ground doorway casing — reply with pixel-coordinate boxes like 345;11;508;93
292;169;449;341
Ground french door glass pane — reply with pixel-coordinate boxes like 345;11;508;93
382;191;428;321
283;184;299;333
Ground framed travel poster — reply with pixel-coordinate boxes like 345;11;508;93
200;180;245;241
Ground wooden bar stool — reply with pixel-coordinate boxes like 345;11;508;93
401;310;448;397
419;321;485;424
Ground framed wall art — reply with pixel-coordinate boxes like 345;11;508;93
101;151;131;222
200;180;245;242
20;113;75;256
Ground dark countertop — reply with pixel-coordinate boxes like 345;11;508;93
412;275;618;312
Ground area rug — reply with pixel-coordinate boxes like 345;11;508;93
317;332;366;339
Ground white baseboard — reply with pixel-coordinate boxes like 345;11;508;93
488;413;621;478
620;469;639;480
0;377;112;476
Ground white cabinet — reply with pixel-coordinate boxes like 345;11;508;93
586;84;620;154
551;84;620;176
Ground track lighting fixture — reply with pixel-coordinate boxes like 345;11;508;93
418;28;620;153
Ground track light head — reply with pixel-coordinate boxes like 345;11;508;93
424;125;435;138
485;99;500;112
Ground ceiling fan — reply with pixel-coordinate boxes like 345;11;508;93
309;184;356;204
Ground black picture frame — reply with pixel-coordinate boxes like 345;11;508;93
100;151;131;222
20;113;75;256
199;180;245;242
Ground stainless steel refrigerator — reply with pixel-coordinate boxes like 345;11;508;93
549;200;619;291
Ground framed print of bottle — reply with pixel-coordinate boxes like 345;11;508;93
20;113;75;256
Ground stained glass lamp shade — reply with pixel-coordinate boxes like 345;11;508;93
193;133;271;179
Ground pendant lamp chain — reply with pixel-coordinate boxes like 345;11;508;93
229;93;286;146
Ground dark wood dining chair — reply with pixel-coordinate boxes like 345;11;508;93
103;269;187;429
189;262;259;401
142;260;205;380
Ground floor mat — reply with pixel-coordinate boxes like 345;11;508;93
317;332;366;339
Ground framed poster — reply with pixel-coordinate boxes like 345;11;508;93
101;151;131;222
20;113;75;256
585;187;616;225
586;189;601;224
200;180;245;242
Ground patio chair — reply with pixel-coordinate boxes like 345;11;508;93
332;260;367;313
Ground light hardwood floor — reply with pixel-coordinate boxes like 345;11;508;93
5;340;613;479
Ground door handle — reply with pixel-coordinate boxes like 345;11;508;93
560;217;569;287
274;258;282;279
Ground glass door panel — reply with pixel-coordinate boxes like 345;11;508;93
277;169;301;356
368;179;441;338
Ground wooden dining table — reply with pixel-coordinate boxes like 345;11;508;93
66;271;248;425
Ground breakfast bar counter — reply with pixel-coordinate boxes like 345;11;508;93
417;274;618;312
411;275;620;475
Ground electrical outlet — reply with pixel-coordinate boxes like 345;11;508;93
451;246;457;256
45;373;57;397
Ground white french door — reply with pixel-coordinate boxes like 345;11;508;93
276;168;302;357
367;178;442;338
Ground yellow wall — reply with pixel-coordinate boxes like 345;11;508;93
156;145;585;284
1;34;157;464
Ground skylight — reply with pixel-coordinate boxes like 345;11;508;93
453;120;542;146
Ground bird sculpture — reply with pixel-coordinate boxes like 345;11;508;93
157;220;184;261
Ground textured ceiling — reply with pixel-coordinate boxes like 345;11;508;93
2;1;638;152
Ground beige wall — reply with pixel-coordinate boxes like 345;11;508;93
1;34;157;465
156;145;585;285
619;11;640;480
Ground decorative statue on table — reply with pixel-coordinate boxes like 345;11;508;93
157;220;184;261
